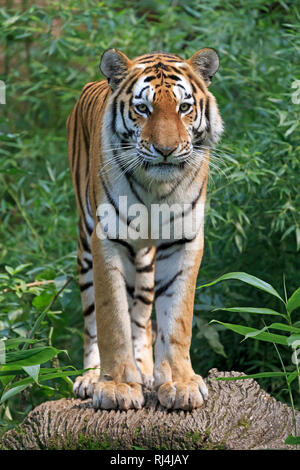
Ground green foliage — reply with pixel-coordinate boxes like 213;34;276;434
0;0;300;433
0;265;84;432
198;271;300;445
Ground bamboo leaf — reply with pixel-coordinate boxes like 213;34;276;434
22;365;40;383
198;272;283;301
211;321;288;345
213;307;284;317
286;287;300;314
0;384;31;403
5;346;65;367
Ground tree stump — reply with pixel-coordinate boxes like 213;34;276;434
1;369;299;450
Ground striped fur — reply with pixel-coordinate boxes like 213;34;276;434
68;48;223;410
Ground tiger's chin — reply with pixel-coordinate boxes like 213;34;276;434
139;160;188;182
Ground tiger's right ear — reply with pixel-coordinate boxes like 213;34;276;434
100;49;132;90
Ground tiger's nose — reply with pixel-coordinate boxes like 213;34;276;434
153;144;177;157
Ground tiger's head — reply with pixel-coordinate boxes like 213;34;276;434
100;48;223;181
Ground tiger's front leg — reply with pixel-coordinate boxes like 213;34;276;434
154;234;208;410
91;231;144;410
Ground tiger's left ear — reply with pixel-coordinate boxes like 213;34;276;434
187;48;219;86
100;49;132;90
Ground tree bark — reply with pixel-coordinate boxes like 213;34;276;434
1;369;299;450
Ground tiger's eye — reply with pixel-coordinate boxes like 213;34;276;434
179;103;191;113
136;104;148;113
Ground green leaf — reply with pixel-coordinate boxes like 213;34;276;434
32;291;55;310
287;370;299;385
5;346;65;366
22;365;40;383
5;369;86;389
4;338;39;350
211;321;288;345
286;287;300;314
196;318;227;357
0;384;31;403
269;324;300;334
213;307;285;317
285;435;300;445
0;369;23;377
287;335;300;347
197;272;283;301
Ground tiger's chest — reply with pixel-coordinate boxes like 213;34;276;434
96;157;206;252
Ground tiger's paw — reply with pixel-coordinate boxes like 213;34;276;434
93;382;145;410
73;369;100;399
157;375;208;410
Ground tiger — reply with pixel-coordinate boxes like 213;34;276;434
67;47;223;411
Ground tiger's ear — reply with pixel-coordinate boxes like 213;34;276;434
100;49;132;90
187;48;219;86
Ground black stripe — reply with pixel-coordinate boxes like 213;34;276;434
137;59;155;64
126;173;147;205
198;98;203;129
164;58;184;63
85;85;104;120
159;181;178;201
136;262;154;273
84;328;96;339
132;319;146;329
101;175;119;214
101;175;133;227
157;233;198;253
85;181;93;219
126;283;135;298
190;81;197;93
84;216;93;237
143;75;156;83
83;257;93;268
134;85;150;99
205;96;210;132
156;247;180;261
113;149;148;204
111;95;118;134
126;76;140;95
110;265;135;298
137;54;156;61
84;303;94;316
107;236;135;259
80;234;91;254
135;294;153;305
155;270;183;298
80;281;93;292
80;258;93;275
169;65;184;74
136;252;155;272
167;74;181;81
194;100;198;125
187;73;206;94
80;82;98;98
140;286;154;293
70;102;79;171
119;100;133;136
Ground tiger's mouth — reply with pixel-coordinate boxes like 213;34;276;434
141;160;186;170
137;149;191;171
